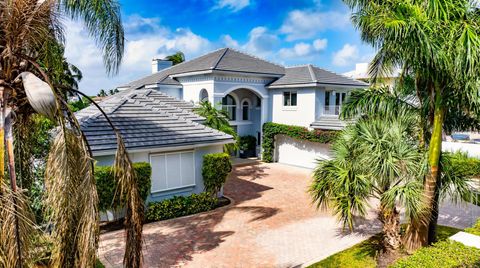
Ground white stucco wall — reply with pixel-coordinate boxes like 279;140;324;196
94;144;224;202
275;135;332;169
270;88;316;128
443;142;480;158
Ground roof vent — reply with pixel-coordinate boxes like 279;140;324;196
151;59;173;74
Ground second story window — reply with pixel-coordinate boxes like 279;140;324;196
222;94;236;120
283;91;297;106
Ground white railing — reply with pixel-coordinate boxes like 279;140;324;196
323;105;341;116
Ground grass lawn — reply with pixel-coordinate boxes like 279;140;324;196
307;225;461;268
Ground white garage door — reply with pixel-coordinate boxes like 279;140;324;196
276;135;332;169
150;151;195;193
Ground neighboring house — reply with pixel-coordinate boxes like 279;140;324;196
76;89;234;201
343;62;400;88
114;47;367;168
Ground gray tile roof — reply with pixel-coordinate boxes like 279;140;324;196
77;90;232;153
268;65;368;88
122;48;285;89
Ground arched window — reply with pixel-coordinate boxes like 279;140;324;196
242;100;250;120
222;94;236;120
199;89;208;102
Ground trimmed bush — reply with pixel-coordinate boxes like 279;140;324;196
262;122;338;162
95;162;152;211
146;192;217;221
202;153;232;196
465;218;480;236
391;240;480;268
445;151;480;178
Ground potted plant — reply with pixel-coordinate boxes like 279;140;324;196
239;135;257;158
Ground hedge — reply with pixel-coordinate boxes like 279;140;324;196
262;122;338;162
95;162;152;211
390;240;480;268
202;153;232;196
146;192;217;221
465;218;480;236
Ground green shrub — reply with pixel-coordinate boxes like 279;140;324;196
445;151;480;178
262;122;338;162
95;162;152;211
390;240;480;268
465;218;480;236
239;135;257;151
146;192;217;221
202;153;232;196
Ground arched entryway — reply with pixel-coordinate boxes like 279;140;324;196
220;88;266;154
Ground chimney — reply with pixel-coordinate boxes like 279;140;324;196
151;59;173;74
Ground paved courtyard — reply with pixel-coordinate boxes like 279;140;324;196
99;162;480;268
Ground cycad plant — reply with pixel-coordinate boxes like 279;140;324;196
0;0;144;267
343;0;480;249
310;115;424;258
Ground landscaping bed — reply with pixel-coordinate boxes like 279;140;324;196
307;225;461;268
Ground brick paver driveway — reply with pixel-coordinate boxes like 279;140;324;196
99;162;380;267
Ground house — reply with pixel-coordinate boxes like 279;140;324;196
343;62;400;88
114;48;367;168
76;89;234;201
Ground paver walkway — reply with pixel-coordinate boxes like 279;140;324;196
99;162;480;268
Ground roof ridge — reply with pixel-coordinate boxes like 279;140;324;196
226;47;285;69
212;48;229;69
306;64;317;82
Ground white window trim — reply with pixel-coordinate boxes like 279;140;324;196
149;150;196;193
241;98;251;121
283;90;297;107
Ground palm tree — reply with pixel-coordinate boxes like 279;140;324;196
310;115;423;259
0;1;143;267
194;101;238;153
343;0;480;249
165;51;185;65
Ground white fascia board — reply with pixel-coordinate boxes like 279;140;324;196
92;139;233;157
268;83;368;89
169;70;213;78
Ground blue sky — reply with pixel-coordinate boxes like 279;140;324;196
64;0;375;95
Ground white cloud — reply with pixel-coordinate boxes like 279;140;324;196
280;10;350;41
313;38;328;50
222;27;279;58
278;38;327;59
212;0;250;12
64;16;213;95
332;44;358;66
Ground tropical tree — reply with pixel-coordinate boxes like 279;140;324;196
310;115;424;260
165;51;185;65
194;101;238;153
343;0;480;249
0;0;144;267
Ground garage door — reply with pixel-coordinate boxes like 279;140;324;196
150;151;195;193
276;135;332;169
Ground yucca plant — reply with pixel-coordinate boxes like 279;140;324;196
0;0;144;267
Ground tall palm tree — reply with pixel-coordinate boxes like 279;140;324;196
165;51;185;65
343;0;480;249
310;115;423;259
0;1;143;267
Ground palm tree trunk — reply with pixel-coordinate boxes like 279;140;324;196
405;86;444;251
379;204;401;252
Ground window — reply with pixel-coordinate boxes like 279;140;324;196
325;91;331;111
341;92;347;104
242;100;250;120
222;94;236;120
150;151;195;193
199;89;208;102
283;91;297;106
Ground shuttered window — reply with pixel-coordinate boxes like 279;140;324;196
150;151;195;193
